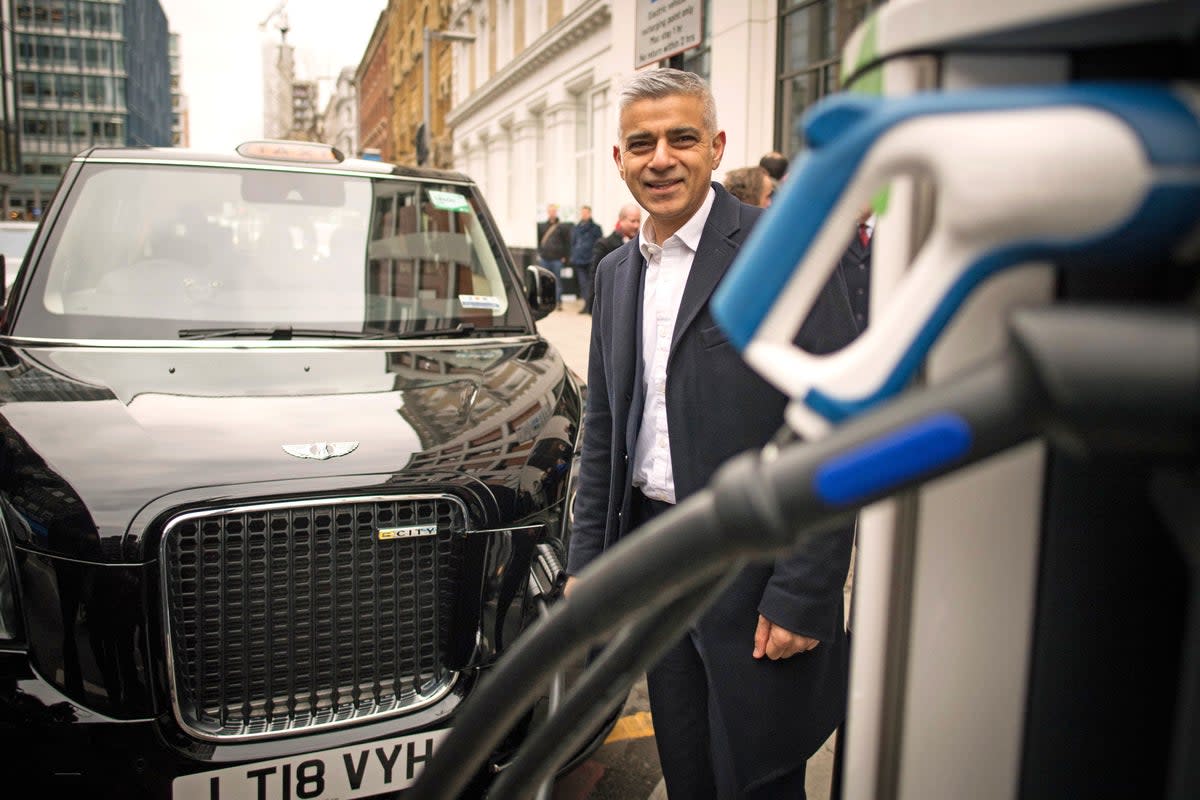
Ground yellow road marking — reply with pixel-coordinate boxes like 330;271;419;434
604;711;655;744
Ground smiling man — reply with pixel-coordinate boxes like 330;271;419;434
566;69;860;798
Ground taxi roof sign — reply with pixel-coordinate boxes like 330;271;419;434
236;140;345;164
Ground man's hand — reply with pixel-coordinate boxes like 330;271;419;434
564;575;578;598
753;614;819;660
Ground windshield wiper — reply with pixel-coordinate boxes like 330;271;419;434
388;323;529;340
178;327;392;340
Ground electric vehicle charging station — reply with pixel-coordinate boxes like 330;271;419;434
824;2;1199;797
408;1;1199;798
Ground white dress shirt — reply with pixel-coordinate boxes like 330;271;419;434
631;187;716;504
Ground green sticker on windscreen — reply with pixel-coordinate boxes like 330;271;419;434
428;190;471;212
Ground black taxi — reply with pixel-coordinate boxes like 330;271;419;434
0;140;591;797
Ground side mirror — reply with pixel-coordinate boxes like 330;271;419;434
526;265;557;321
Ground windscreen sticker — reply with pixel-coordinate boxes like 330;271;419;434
428;190;472;212
460;294;503;310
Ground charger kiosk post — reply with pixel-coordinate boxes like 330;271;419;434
806;3;1200;799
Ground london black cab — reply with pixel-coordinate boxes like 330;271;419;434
0;140;590;797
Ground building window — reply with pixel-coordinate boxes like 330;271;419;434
497;0;512;66
776;0;874;157
573;88;591;207
527;0;545;45
532;109;545;211
677;0;712;81
500;120;513;225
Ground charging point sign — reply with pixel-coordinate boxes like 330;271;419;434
635;0;702;68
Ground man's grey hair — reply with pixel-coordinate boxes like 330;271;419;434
617;68;718;141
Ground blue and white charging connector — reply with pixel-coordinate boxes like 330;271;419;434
712;83;1200;439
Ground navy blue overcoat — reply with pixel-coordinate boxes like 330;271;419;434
568;183;860;790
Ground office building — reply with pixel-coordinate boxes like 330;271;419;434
11;0;172;217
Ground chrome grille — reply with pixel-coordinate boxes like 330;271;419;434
161;495;466;740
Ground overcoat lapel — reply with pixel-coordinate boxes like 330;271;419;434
670;185;742;362
609;243;645;460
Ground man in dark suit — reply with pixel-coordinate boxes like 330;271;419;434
569;205;603;311
839;206;873;332
565;69;858;798
536;203;572;310
585;203;642;314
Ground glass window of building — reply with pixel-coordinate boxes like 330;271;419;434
775;0;875;157
573;88;591;209
677;0;712;81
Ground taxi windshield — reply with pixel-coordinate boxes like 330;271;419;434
13;162;526;340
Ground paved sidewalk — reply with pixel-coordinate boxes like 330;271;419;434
536;300;844;800
536;298;592;379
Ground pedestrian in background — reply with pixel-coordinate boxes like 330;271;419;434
839;205;874;332
723;165;773;208
584;203;642;314
759;150;788;182
566;68;858;799
569;205;602;313
759;151;789;204
536;203;572;310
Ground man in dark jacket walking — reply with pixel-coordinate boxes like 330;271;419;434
569;205;603;312
536;203;573;309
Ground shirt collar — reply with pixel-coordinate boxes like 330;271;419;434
638;186;716;261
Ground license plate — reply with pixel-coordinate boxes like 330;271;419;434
173;728;450;800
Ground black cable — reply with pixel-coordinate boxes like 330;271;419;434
489;572;739;800
407;496;734;800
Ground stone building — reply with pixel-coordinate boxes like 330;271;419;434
386;0;459;169
356;10;393;161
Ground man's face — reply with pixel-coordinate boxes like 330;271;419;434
618;209;642;238
613;94;725;241
547;204;558;220
580;207;592;222
759;179;774;208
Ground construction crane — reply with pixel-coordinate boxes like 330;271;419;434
258;0;290;44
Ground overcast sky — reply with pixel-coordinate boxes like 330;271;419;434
158;0;386;151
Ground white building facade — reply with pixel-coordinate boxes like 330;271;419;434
321;67;359;157
262;40;296;139
444;0;854;254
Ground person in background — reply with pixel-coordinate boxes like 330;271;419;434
839;205;874;332
723;165;774;208
536;203;572;310
759;151;789;204
566;68;858;799
759;151;788;182
569;205;603;313
585;203;642;314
